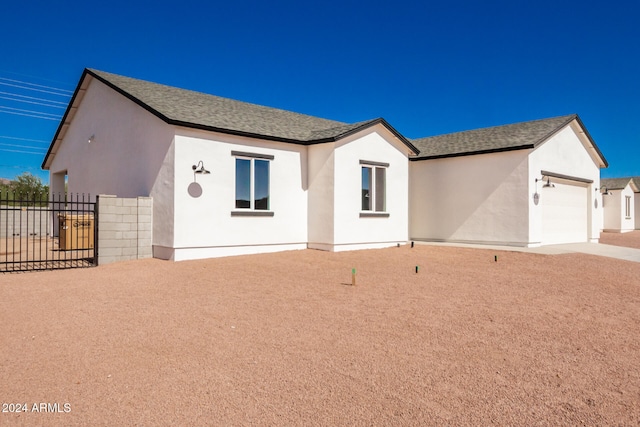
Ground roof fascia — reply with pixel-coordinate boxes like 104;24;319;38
409;144;534;161
307;118;419;154
571;115;609;168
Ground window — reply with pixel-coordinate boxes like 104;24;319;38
360;161;387;213
625;196;632;219
232;151;273;214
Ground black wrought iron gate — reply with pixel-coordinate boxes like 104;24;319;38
1;192;98;272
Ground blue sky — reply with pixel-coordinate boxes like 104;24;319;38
1;0;638;183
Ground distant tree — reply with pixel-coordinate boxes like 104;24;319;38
11;172;48;196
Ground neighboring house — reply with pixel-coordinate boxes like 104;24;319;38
42;69;418;260
600;177;639;232
409;115;608;247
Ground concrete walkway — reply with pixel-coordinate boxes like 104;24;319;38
416;241;640;263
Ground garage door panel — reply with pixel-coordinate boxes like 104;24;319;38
541;182;588;245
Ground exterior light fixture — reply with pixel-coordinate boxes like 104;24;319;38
192;161;210;175
596;186;612;196
535;176;555;188
88;134;95;144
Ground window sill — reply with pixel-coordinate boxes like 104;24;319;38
231;211;274;217
359;212;390;218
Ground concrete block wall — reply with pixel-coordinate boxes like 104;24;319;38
0;207;52;238
97;195;153;265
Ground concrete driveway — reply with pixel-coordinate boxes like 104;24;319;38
417;241;640;263
542;242;640;263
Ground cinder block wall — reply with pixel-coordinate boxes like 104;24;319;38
97;195;153;265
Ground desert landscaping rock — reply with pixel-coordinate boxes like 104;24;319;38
1;235;639;425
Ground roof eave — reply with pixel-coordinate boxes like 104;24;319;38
409;144;534;161
572;114;608;168
307;118;419;154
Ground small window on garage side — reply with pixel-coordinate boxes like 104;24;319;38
625;196;632;219
361;161;387;212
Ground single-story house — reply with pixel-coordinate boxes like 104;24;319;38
600;177;639;232
42;69;418;260
42;69;609;260
409;115;608;247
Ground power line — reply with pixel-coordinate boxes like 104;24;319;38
0;90;67;105
0;95;67;109
0;105;61;117
0;135;49;143
0;107;61;121
0;81;72;97
0;76;73;95
0;147;47;155
0;142;47;151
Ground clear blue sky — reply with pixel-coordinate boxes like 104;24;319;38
1;0;638;183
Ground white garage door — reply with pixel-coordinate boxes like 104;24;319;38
541;181;588;245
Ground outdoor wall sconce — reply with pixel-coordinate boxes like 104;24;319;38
192;161;210;175
88;134;95;144
596;186;612;196
535;176;555;188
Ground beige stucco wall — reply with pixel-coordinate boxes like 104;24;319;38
409;149;530;246
602;184;635;233
47;76;176;249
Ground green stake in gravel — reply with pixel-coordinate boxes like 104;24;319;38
352;268;356;286
495;255;498;262
415;265;419;273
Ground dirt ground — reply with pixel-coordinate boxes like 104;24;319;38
1;234;639;426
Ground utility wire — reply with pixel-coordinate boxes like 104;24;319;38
0;90;67;105
0;135;48;143
0;81;72;97
0;76;73;95
0;142;47;151
0;105;61;117
0;147;46;155
0;95;67;109
0;107;61;121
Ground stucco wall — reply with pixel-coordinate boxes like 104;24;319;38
331;127;410;250
158;129;308;261
528;124;602;243
409;149;530;246
603;185;635;233
636;193;640;230
47;76;176;249
307;142;335;248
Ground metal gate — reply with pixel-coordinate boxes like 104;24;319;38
1;192;98;272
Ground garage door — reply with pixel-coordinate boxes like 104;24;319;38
541;181;588;245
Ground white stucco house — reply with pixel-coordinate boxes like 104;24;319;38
42;69;610;261
600;177;639;232
409;115;608;247
42;69;418;260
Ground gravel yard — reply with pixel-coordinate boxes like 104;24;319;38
1;234;639;426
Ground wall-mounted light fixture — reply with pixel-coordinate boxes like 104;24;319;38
535;176;555;189
192;161;210;183
596;186;612;196
88;134;95;144
192;161;210;175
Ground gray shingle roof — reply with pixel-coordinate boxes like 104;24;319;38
601;177;640;191
86;69;416;149
43;69;418;169
410;114;607;167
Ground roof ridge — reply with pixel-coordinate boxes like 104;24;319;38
412;114;577;142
